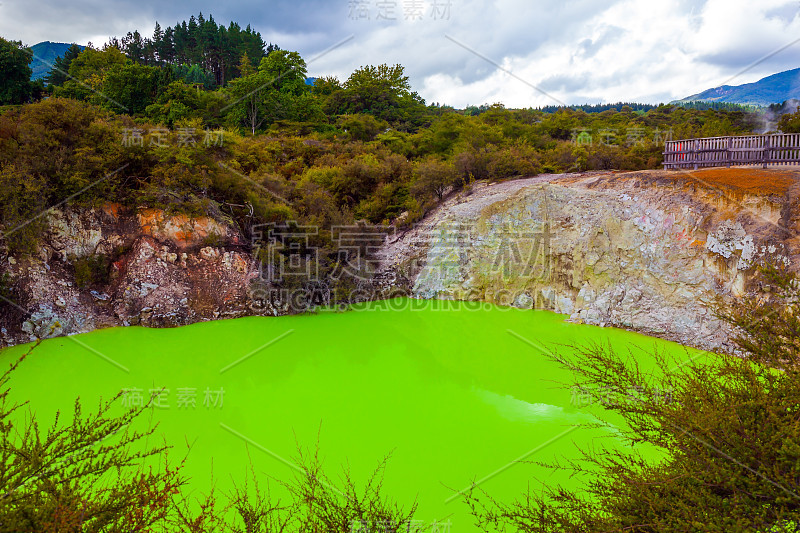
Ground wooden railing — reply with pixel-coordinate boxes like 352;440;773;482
663;134;800;170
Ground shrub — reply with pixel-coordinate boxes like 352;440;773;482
465;264;800;532
0;342;182;531
72;254;110;288
411;157;458;201
201;231;226;248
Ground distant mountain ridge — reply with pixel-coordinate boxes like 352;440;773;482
29;41;85;81
676;68;800;106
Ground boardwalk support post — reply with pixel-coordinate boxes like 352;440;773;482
726;137;732;167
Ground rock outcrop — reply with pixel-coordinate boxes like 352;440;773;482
0;206;260;347
377;169;800;351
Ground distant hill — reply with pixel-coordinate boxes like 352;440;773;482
676;68;800;106
28;41;85;81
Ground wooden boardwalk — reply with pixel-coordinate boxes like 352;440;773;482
663;134;800;170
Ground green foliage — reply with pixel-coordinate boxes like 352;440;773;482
411;156;458;201
339;113;387;142
54;47;176;115
0;98;126;253
145;80;227;127
0;163;47;254
0;342;183;531
778;107;800;133
0;83;765;259
326;64;429;130
100;62;172;114
257;50;308;94
312;75;343;97
107;13;274;86
0;38;36;105
44;43;83;86
465;264;800;532
237;52;255;78
226;50;321;134
54;46;129;102
225;70;270;134
345;64;411;96
72;254;110;288
65;46;129;82
170;63;216;89
673;100;759;112
537;102;659;113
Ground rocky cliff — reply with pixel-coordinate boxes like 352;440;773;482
0;205;260;347
2;168;798;351
378;168;800;351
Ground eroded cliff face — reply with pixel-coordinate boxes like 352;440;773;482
379;169;800;351
0;206;260;347
2;168;797;351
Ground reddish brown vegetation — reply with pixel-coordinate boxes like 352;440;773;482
682;168;797;195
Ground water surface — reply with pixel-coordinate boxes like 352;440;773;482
1;298;700;530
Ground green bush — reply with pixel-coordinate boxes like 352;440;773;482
72;254;110;289
0;94;764;261
466;264;800;532
201;231;225;248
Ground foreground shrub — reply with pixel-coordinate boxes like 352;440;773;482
0;341;183;531
466;264;800;532
0;340;423;532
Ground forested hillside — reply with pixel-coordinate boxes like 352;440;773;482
28;41;85;80
677;67;800;106
0;16;765;262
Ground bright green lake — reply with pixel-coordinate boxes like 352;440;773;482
0;298;700;531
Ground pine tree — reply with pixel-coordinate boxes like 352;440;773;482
238;51;255;78
44;43;82;86
105;14;272;87
152;22;163;64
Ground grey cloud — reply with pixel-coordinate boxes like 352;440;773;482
330;0;613;86
538;72;592;93
697;46;800;79
576;25;625;59
4;0;800;108
765;2;800;25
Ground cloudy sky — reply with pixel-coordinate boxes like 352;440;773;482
3;0;800;108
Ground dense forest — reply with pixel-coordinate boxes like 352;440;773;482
536;101;758;113
106;13;278;85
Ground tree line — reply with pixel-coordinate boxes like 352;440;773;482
106;13;278;86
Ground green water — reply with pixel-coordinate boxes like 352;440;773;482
0;298;699;531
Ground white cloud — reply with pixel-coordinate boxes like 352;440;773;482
4;0;800;107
